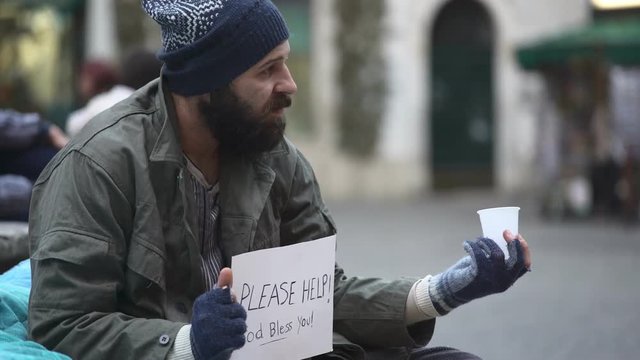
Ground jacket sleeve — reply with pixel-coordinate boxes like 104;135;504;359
279;149;435;350
28;151;184;359
0;109;49;150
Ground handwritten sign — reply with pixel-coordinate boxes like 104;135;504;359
230;235;336;360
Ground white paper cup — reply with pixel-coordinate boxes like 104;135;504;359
476;206;520;259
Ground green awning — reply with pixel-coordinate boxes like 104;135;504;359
4;0;83;12
516;19;640;70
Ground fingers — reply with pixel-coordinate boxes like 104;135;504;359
216;268;238;303
505;230;531;273
477;237;504;260
217;267;233;289
224;307;247;347
210;287;233;305
516;234;532;270
467;237;505;262
503;230;516;243
48;125;69;149
229;303;248;320
228;322;247;348
228;321;247;339
463;240;493;274
463;240;484;259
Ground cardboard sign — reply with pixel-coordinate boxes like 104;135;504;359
230;235;336;360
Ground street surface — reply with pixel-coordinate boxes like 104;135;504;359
327;191;640;360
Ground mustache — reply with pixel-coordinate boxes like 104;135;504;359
265;93;292;113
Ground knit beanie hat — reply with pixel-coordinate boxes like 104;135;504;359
142;0;289;96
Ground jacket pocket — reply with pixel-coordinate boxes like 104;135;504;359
31;229;109;264
125;237;166;291
220;216;256;259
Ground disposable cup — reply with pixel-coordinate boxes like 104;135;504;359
476;206;520;259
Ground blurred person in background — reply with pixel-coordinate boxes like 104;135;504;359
120;48;164;91
66;51;162;137
28;1;532;359
610;66;640;222
0;109;68;222
65;60;121;137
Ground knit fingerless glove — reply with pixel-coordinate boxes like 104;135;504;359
190;287;247;360
422;237;528;316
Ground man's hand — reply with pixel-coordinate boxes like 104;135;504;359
505;230;531;271
190;267;247;360
217;268;234;290
426;231;532;315
48;125;69;149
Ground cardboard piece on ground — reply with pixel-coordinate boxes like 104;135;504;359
230;235;336;360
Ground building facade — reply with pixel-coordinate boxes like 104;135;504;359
300;0;590;199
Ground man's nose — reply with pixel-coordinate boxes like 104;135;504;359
276;65;297;95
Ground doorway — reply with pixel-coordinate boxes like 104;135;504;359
430;0;495;189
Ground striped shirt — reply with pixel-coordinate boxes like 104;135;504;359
185;157;224;291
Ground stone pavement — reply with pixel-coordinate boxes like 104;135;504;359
327;191;640;360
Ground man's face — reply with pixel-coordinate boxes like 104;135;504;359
199;41;297;158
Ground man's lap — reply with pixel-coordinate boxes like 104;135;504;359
313;346;481;360
409;346;481;360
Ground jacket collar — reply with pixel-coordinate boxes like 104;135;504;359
149;77;184;165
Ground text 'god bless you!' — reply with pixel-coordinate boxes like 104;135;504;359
239;273;333;311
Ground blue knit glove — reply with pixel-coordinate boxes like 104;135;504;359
190;287;247;360
428;237;527;315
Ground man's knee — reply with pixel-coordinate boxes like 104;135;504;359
409;346;482;360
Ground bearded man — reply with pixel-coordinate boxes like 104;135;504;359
28;1;531;359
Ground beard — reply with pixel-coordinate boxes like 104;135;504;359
198;87;291;159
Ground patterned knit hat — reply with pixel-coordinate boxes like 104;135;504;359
142;0;289;96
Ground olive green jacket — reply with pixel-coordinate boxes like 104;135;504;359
28;79;434;359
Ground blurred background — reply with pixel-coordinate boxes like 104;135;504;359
0;0;638;221
0;0;639;358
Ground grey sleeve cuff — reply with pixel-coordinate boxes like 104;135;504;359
167;325;195;360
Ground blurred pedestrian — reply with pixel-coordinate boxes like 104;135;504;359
66;60;125;137
65;52;162;138
120;48;163;90
0;109;67;221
